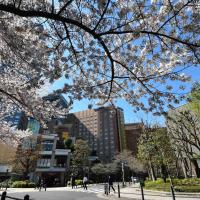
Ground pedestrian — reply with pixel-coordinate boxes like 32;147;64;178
83;176;88;190
35;176;41;191
39;178;45;191
131;176;134;184
108;175;115;193
42;178;47;191
71;176;76;189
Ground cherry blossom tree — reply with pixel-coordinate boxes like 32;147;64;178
0;0;199;128
0;122;32;146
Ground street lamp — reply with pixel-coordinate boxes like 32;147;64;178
6;169;9;190
121;162;125;187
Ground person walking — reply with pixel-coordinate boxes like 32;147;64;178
108;176;115;193
71;176;76;189
41;178;47;191
131;176;134;184
83;176;88;190
36;176;41;191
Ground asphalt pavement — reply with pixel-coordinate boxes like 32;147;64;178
5;190;105;200
2;183;200;200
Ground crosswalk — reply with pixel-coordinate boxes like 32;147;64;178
2;184;114;195
67;185;105;194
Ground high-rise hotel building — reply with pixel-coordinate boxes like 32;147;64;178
61;107;126;162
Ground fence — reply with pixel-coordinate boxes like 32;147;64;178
0;191;30;200
104;183;121;198
104;182;177;200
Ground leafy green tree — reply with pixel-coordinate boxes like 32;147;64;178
64;138;74;152
137;126;175;182
91;163;107;175
71;139;90;176
187;82;200;119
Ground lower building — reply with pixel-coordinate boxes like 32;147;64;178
35;133;71;186
124;123;142;156
0;141;15;181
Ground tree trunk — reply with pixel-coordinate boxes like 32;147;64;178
161;164;167;183
149;161;157;181
181;159;188;178
191;159;200;178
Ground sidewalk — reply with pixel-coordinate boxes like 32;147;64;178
98;184;200;200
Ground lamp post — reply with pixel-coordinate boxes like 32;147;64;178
167;165;176;200
122;162;125;187
6;169;9;190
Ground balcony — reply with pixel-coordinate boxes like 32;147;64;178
39;150;52;155
40;134;58;140
55;149;71;156
35;167;66;172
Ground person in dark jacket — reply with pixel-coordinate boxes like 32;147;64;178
35;176;41;190
71;176;76;189
108;176;115;193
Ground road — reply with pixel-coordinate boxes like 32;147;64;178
3;184;200;200
6;190;105;200
3;185;111;200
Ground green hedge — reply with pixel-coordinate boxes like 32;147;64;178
0;179;13;188
67;179;83;186
12;181;35;188
67;179;93;186
76;179;83;185
145;178;200;193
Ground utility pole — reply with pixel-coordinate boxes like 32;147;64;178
6;169;9;190
122;162;125;187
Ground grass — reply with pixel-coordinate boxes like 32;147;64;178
144;178;200;193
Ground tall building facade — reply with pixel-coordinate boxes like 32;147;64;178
5;112;28;130
64;107;126;162
27;117;41;134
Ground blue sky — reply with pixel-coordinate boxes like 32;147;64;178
49;65;199;126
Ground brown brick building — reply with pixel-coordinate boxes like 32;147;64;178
49;107;126;162
124;123;142;156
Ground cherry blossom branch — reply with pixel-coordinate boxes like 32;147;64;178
93;0;111;31
62;21;87;77
157;0;192;32
100;30;200;48
113;60;154;95
57;0;74;15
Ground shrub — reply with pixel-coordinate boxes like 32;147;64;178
75;179;82;185
144;178;200;192
89;180;94;184
174;185;200;193
10;175;23;182
12;180;35;188
0;179;13;188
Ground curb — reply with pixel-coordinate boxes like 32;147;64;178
97;193;135;200
142;189;200;197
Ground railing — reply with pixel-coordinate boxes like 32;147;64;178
0;191;30;200
104;183;121;198
103;181;177;200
